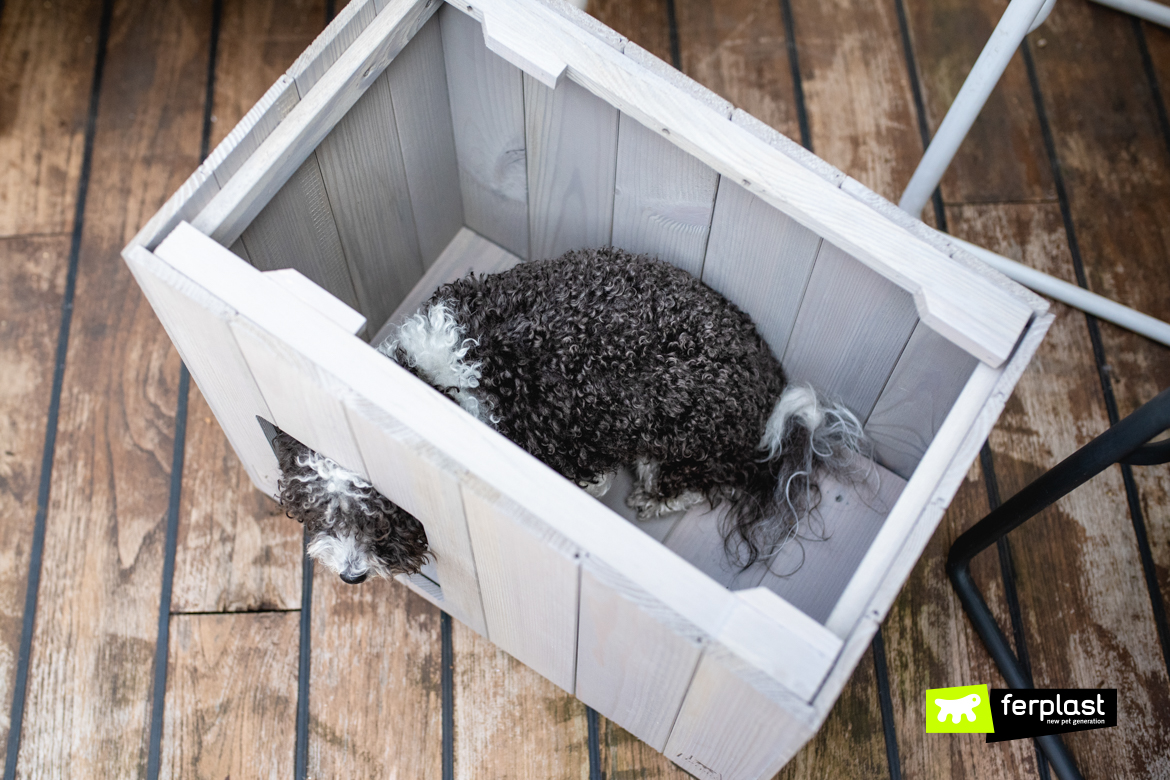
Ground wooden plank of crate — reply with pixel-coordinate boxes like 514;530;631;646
345;397;489;636
838;175;1048;316
309;569;443;777
460;475;581;693
263;268;367;336
0;236;71;768
458;0;1035;367
313;69;424;330
663;644;816;780
864;321;979;479
440;5;529;258
230;317;369;477
659;504;754;590
0;0;100;236
730;109;845;188
609;41;731;277
610;114;721;278
716;587;842;701
386;14;465;268
624;41;731;117
373;226;523;343
699;178;823;357
125;244;279;495
290;0;378;96
160;613;298;779
575;557;705;751
209;76;302;189
240;154;363;318
192;0;440;247
524;73;620;260
154;223;368;476
781;243;920;422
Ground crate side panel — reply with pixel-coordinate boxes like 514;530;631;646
387;14;464;268
782;243;919;422
314;71;424;331
441;6;529;258
575;559;704;751
524;74;620;260
864;321;979;479
125;246;278;496
461;477;580;693
346;399;488;636
240;155;362;317
290;0;378;96
209;76;301;189
700;179;822;359
229;316;367;477
664;649;813;780
611;113;720;279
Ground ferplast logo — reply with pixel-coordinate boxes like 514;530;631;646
925;686;1117;742
924;684;995;734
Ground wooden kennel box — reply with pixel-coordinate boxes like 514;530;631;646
122;0;1052;777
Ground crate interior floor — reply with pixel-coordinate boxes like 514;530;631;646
1;0;1168;777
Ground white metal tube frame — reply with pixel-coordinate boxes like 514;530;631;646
952;237;1170;348
1091;0;1170;26
898;0;1056;217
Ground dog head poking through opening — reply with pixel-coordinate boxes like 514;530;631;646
272;431;430;584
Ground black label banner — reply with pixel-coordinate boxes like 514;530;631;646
986;689;1117;743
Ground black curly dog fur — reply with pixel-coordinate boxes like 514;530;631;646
279;247;865;584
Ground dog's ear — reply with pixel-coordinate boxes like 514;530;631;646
361;497;431;576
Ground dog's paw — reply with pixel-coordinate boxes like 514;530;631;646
627;489;705;519
579;472;616;498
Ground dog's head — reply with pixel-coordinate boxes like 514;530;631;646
272;431;430;584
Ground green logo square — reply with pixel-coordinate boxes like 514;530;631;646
925;684;995;733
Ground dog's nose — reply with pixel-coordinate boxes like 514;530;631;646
339;570;369;585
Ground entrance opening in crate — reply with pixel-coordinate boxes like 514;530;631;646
257;415;445;596
217;2;982;627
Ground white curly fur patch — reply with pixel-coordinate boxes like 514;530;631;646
377;302;488;420
758;384;865;461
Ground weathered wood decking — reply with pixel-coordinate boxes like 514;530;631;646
0;0;1167;777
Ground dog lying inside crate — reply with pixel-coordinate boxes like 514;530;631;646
274;247;867;585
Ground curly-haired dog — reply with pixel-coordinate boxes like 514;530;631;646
278;247;866;585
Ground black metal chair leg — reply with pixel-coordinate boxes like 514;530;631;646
946;387;1170;780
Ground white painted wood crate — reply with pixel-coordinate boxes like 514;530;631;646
121;0;1052;776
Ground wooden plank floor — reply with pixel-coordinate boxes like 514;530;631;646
1;0;1167;777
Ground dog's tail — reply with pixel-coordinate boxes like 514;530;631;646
728;384;868;568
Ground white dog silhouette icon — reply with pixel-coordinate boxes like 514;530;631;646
935;693;981;723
